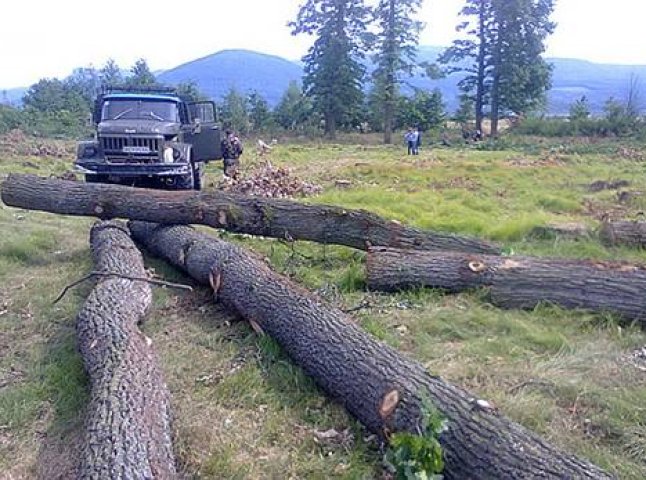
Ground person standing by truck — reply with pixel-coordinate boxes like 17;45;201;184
221;129;244;177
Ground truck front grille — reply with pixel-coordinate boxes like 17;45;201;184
101;136;162;162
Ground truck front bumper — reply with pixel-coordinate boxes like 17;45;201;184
74;161;191;177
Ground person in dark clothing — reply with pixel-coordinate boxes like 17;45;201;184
221;129;243;177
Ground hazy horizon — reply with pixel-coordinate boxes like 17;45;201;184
1;0;645;89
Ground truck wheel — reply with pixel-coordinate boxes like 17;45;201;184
193;163;204;191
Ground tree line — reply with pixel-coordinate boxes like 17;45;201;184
1;0;643;141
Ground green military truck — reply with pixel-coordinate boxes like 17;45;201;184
75;86;221;190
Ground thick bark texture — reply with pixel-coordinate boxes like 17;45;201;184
599;221;646;248
0;174;500;255
367;247;646;324
77;221;176;479
130;222;609;480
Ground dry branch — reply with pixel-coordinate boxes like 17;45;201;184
53;270;192;304
130;222;609;480
366;247;646;324
77;221;176;478
0;173;500;254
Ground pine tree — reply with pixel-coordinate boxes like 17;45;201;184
489;0;555;135
247;91;273;132
372;0;423;144
440;0;493;134
291;0;369;138
442;0;555;136
274;81;314;131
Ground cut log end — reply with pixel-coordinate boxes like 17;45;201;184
218;210;228;226
379;389;400;420
468;260;487;273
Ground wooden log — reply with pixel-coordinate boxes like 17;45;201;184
599;220;646;248
77;221;176;479
129;222;609;480
366;247;646;324
0;173;500;255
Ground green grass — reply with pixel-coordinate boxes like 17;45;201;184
1;134;646;478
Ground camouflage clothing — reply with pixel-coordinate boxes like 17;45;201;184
222;133;243;177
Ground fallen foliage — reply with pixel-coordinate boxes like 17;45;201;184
216;161;323;198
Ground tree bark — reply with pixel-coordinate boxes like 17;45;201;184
77;221;176;479
0;174;500;254
599;221;646;248
367;247;646;325
130;222;609;480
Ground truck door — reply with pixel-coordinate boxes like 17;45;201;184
185;101;222;162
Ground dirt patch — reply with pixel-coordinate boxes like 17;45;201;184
582;198;632;222
0;130;75;159
428;176;481;191
615;147;645;162
35;423;84;480
505;154;566;168
216;161;323;198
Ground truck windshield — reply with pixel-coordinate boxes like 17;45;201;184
101;99;180;122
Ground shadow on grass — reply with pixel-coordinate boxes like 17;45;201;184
34;321;87;480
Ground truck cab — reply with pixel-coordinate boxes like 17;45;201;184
75;86;222;190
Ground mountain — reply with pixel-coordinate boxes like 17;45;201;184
157;47;646;115
408;46;646;115
4;48;646;115
546;58;646;115
1;87;27;106
158;49;303;107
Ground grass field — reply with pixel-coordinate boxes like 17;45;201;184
1;133;646;479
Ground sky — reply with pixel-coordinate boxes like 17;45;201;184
1;0;645;89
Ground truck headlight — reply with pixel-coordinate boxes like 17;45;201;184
163;147;174;163
164;146;182;163
83;145;97;157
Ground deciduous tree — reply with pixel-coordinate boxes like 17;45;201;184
127;58;157;87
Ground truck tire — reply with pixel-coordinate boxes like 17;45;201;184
85;174;108;184
175;163;195;190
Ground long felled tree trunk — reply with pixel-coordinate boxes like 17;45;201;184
0;174;500;254
78;221;176;479
367;246;646;324
599;220;646;248
129;222;609;480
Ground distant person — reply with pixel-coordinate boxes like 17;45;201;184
415;126;422;153
404;127;419;155
441;130;451;147
221;129;243;177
